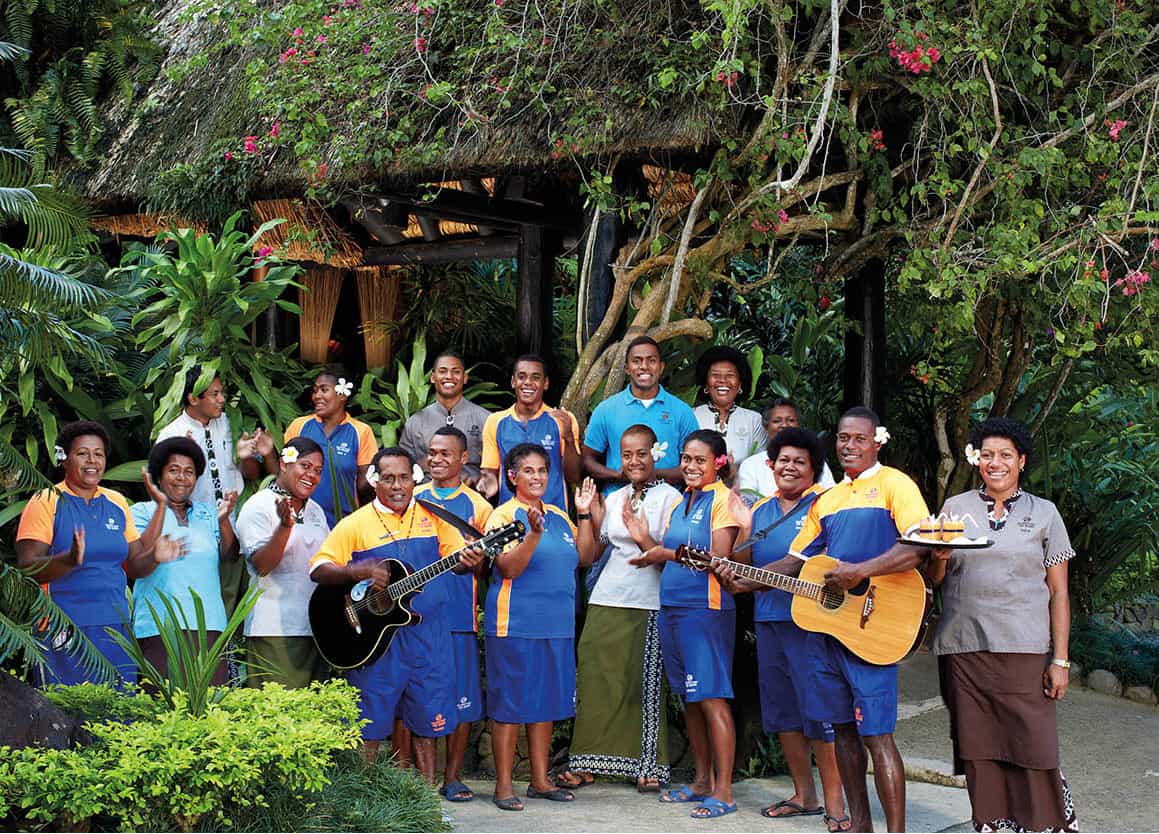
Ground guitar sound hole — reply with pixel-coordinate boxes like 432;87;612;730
820;589;844;610
367;591;392;616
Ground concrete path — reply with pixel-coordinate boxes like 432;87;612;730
444;649;1159;831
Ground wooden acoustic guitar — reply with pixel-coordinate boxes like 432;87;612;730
310;521;525;670
675;546;932;665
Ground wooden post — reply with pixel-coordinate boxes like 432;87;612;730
516;224;556;372
577;209;619;344
843;258;886;416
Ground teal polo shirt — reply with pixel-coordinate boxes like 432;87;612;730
583;385;698;491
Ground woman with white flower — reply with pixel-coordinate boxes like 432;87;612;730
235;437;330;688
559;425;684;793
930;417;1078;832
284;370;379;526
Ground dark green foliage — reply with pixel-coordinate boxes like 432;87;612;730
1070;619;1159;694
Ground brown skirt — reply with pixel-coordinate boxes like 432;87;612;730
939;652;1078;832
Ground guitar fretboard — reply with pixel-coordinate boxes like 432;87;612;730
726;559;827;600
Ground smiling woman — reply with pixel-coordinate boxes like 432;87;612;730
235;436;331;688
693;347;766;478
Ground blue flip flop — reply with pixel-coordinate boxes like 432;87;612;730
691;797;738;819
660;785;709;803
439;780;474;802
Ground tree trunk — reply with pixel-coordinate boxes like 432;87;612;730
0;673;93;749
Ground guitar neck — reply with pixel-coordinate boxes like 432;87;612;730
386;546;467;598
717;558;827;601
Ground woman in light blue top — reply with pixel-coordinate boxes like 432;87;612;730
131;436;238;685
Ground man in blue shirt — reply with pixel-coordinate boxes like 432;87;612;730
583;336;699;494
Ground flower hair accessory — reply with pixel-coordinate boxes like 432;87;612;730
650;441;668;462
874;426;891;445
334;377;354;398
366;464;380;486
714;453;729;468
964;443;981;466
53;445;67;465
412;463;425;483
281;446;300;465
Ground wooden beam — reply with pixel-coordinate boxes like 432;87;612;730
416;214;442;242
364;236;519;266
374;188;573;232
340;197;404;245
457;179;495;236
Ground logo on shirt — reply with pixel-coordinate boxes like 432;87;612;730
431;713;447;733
562;531;575;546
1018;515;1034;532
457;696;472;712
104;517;121;532
468;424;482;438
685;673;698;694
660;412;671;423
540;433;556;450
690;507;705;524
333;441;351;456
854;706;864;725
864;487;879;500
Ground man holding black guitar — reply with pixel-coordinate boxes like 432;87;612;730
308;448;490;778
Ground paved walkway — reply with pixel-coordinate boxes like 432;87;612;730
442;650;1159;831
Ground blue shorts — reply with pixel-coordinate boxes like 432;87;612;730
803;632;898;737
38;622;135;688
756;621;833;741
485;635;575;724
347;621;457;741
451;631;485;724
659;607;736;702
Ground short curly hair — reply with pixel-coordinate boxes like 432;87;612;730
969;417;1033;470
58;421;111;458
147;437;206;485
695;346;751;401
767;427;826;485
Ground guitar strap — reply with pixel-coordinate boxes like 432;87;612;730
732;489;822;556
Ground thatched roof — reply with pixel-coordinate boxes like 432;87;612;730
68;1;737;208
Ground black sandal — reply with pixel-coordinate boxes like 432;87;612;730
493;795;523;811
825;813;853;832
527;785;576;802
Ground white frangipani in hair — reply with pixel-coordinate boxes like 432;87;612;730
964;443;981;466
650;441;668;462
53;445;67;465
874;425;891;445
281;446;300;465
334;377;354;398
366;464;380;486
412;463;425;483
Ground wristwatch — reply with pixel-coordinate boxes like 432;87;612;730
577;513;592;521
1050;658;1071;669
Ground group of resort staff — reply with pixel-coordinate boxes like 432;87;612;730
15;337;1077;833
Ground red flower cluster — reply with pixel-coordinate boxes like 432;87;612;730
888;32;940;74
415;36;428;53
869;129;886;152
244;136;259;154
1118;270;1151;296
715;70;739;88
751;218;772;233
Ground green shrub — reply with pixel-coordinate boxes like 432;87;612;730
1071;620;1159;693
41;682;162;723
0;680;365;831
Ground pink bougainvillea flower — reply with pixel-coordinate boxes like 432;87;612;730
414;36;428;52
362;42;372;55
751;218;772;234
292;27;303;38
496;0;505;6
1150;238;1159;251
269;121;280;138
316;34;327;43
224;151;233;161
869;128;886;151
777;208;790;225
322;14;331;25
279;47;297;63
244;135;259;154
1108;119;1128;140
820;293;831;311
255;246;273;259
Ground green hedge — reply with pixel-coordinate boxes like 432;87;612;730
1071;620;1159;693
0;680;447;832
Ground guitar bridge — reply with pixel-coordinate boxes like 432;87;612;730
343;595;362;635
859;586;876;630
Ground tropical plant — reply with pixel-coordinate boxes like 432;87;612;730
118;211;309;440
0;560;115;683
107;585;263;717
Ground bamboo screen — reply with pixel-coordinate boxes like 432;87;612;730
354;266;404;369
299;266;345;364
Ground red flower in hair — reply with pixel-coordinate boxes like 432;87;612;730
714;454;729;468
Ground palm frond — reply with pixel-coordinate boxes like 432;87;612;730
0;40;29;62
0;247;108;309
0;436;52;495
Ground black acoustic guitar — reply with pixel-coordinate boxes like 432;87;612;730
310;521;525;670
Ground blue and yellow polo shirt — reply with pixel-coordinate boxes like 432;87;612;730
285;414;378;526
789;463;929;564
309;498;464;621
481;404;579;510
16;483;140;627
750;485;825;622
414;481;493;633
484;499;577;639
659;480;739;610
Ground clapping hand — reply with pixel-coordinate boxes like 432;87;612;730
154;534;187;564
525;505;545;535
574;477;597;515
67;527;85;567
217;489;238;520
275;495;297;529
621;499;650;547
628;544;669;568
236;431;258;461
253;428;275;459
142;467;168;506
477;471;499;500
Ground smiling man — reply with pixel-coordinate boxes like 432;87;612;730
786;406;931;833
582;336;698;494
477;355;580;508
309;448;486;779
400;351;491;486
